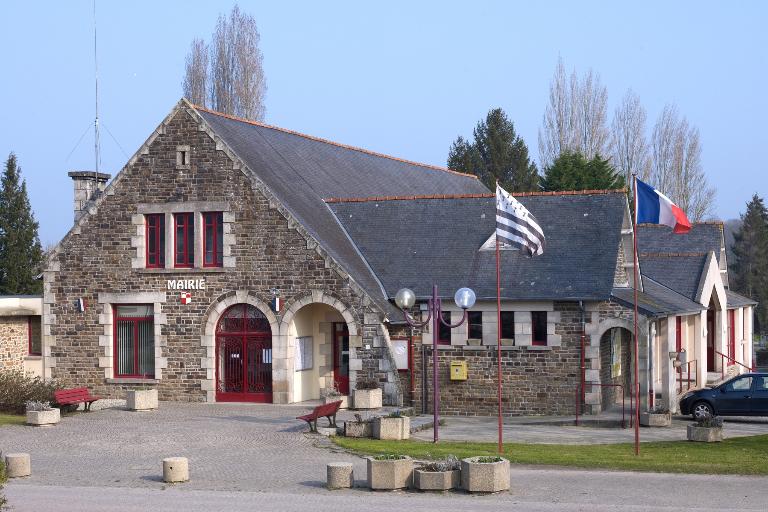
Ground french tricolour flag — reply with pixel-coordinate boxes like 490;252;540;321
635;178;691;234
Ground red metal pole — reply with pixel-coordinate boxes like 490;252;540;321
496;228;503;454
632;175;641;456
432;284;439;443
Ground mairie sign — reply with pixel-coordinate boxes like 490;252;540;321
167;279;206;290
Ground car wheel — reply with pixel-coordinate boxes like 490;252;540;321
692;401;713;421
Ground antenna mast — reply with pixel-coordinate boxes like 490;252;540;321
93;0;100;173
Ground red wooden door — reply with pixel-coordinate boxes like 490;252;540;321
332;322;350;395
706;309;715;369
728;310;736;361
216;304;273;403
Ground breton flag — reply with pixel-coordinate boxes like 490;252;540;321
495;184;546;256
635;178;691;234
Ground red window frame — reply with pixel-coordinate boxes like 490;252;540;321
145;214;165;268
532;311;547;346
203;212;223;267
28;316;41;356
728;309;736;361
113;305;154;379
174;212;194;268
675;316;682;352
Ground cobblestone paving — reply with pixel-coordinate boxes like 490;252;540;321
1;402;365;492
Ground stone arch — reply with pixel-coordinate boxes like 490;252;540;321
279;291;359;336
199;291;279;402
593;317;636;341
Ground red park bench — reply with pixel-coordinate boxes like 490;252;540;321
54;387;101;412
296;400;343;432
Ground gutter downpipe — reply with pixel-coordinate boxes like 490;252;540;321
576;300;586;426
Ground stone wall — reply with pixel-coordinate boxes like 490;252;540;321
44;105;389;403
0;316;28;372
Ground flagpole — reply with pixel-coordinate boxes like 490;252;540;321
496;183;503;454
632;174;640;456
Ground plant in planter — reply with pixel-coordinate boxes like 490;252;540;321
373;410;410;440
126;380;158;411
25;401;60;426
640;406;672;427
353;377;382;409
687;415;724;442
344;412;374;438
321;384;348;409
461;456;510;493
367;454;413;490
414;455;460;491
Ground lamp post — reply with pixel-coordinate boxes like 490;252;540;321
395;284;476;442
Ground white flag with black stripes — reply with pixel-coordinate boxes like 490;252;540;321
494;184;545;256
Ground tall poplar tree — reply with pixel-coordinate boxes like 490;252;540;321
0;153;43;295
730;194;768;333
447;108;539;192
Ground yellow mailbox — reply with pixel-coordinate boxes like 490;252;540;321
450;360;468;381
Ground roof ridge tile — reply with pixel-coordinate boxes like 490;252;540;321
324;189;626;203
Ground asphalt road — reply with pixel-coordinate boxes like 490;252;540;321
5;466;766;512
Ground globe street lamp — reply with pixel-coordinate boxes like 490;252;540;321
395;284;476;442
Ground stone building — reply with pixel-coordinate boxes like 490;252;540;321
0;296;42;377
6;99;755;416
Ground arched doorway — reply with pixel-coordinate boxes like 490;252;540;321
216;303;273;402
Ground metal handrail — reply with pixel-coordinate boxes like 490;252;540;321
677;359;697;394
575;383;626;428
715;350;754;378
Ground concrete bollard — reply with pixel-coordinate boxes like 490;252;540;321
5;453;31;478
326;462;354;489
162;457;189;483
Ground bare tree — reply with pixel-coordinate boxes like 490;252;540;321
651;104;714;221
182;38;209;106
610;89;651;184
539;58;609;168
183;4;266;121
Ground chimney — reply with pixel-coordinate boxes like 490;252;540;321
68;171;111;222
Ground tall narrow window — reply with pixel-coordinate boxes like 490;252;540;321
203;212;224;267
468;311;483;340
500;311;515;340
532;311;547;346
113;304;154;378
174;213;194;268
675;316;682;353
28;316;41;356
145;214;165;268
438;311;451;345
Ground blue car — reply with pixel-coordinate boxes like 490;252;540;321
679;373;768;420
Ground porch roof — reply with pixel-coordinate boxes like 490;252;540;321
611;277;704;317
726;289;758;308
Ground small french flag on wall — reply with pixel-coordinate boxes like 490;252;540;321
635;178;692;234
180;292;192;305
271;296;282;313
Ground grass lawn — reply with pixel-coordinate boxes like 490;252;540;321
0;413;26;427
333;435;768;475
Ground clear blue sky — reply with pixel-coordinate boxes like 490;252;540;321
1;1;766;246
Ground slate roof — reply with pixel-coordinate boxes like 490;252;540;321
195;106;488;315
638;223;724;263
611;277;704;317
327;191;627;301
639;253;708;301
726;289;758;308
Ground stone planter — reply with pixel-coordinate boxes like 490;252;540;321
323;395;348;409
367;456;413;490
640;412;672;427
354;388;382;409
373;416;410;440
344;421;373;438
461;457;510;493
466;338;482;346
26;408;60;426
127;389;158;411
414;469;460;491
687;425;723;442
500;338;515;346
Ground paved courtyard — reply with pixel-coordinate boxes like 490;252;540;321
3;402;768;511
